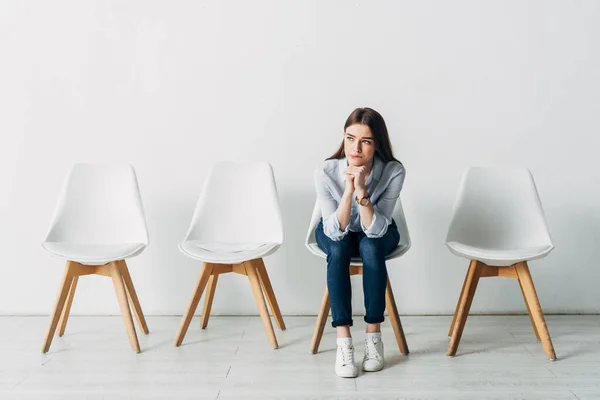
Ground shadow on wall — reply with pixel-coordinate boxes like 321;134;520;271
135;193;201;315
277;187;325;315
540;206;600;313
381;195;455;316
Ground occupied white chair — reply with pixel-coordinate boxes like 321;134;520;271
174;161;286;349
42;163;149;354
306;198;411;355
446;167;556;360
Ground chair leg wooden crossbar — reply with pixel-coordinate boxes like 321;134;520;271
42;260;149;354
447;260;556;360
174;258;286;349
310;265;409;355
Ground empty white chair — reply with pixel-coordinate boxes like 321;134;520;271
174;161;286;349
42;163;149;354
305;197;411;355
446;167;556;360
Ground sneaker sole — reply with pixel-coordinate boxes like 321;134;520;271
336;370;358;378
362;365;384;372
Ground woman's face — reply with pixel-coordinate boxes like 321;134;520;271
344;123;376;167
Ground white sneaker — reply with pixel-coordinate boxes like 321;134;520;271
335;339;358;378
362;336;384;372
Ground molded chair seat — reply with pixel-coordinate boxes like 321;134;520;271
42;242;146;265
305;242;411;265
446;242;554;267
179;241;279;264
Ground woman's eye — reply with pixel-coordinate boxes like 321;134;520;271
346;136;353;141
362;140;372;145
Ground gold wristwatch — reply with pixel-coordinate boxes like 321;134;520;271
355;195;370;206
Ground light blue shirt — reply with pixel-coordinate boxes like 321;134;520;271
314;156;406;241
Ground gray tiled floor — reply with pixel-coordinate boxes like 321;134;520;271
1;315;599;399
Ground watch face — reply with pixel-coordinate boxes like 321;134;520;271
359;197;369;206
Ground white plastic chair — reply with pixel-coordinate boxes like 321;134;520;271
174;161;285;349
305;198;411;355
445;167;556;360
42;163;149;354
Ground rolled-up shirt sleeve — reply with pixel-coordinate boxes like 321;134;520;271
361;167;406;238
314;169;349;241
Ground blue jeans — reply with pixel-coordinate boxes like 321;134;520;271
315;218;400;327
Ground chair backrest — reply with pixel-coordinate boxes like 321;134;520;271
183;161;284;244
446;167;553;249
305;197;411;249
44;163;149;245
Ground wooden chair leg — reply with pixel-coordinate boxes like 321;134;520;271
448;261;474;337
118;260;149;335
42;261;77;353
245;261;278;349
200;274;218;329
255;258;286;331
385;277;409;355
174;262;214;346
109;262;140;353
447;260;483;356
518;275;541;340
310;286;331;354
57;276;78;337
515;262;556;360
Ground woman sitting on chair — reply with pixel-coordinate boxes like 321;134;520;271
314;107;405;378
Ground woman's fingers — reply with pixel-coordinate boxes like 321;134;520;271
345;167;366;179
346;166;366;173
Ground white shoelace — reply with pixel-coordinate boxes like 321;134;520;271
365;339;381;360
339;345;355;365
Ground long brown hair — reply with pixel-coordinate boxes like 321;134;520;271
327;107;402;164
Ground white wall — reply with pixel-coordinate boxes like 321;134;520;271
1;0;599;316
